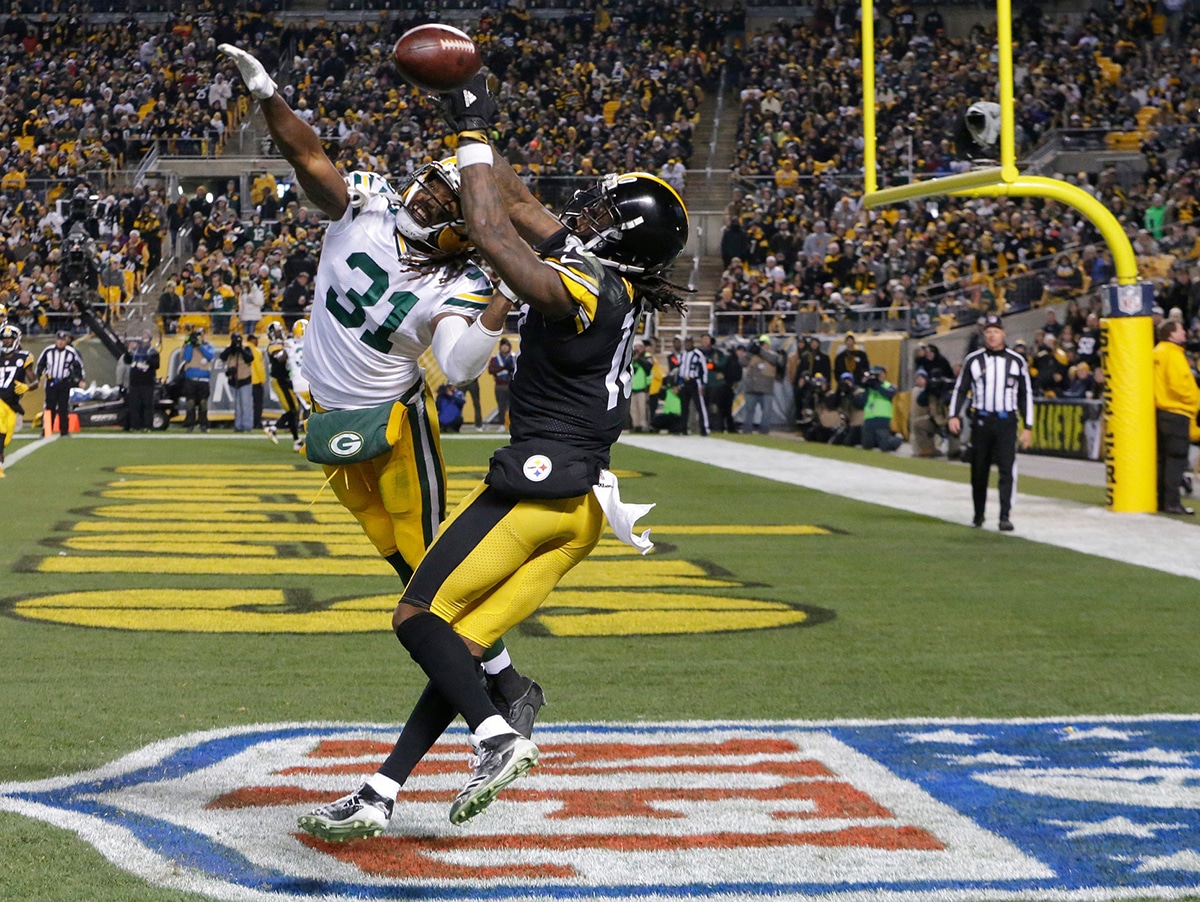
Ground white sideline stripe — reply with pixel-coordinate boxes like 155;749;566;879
620;435;1200;582
5;434;57;465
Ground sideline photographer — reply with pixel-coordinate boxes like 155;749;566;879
803;374;844;443
739;335;781;434
832;371;865;446
181;327;215;433
915;342;959;458
860;365;903;452
791;335;832;432
220;331;255;432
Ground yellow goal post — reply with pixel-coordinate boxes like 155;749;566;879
858;0;1154;512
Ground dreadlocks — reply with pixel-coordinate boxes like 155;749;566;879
630;271;693;316
404;247;478;283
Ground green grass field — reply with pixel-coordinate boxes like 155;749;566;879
1;433;1197;901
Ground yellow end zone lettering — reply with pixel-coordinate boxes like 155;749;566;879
13;589;822;636
10;465;836;635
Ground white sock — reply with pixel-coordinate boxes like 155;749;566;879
474;714;515;742
482;648;512;675
366;772;401;800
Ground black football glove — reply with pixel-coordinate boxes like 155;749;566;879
440;71;497;134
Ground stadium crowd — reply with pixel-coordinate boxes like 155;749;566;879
275;0;727;203
0;0;734;335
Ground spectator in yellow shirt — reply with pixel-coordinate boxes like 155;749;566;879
1153;318;1200;515
774;157;799;195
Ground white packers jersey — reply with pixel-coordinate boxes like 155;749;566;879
283;335;310;403
304;189;493;410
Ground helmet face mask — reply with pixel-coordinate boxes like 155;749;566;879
267;322;285;342
562;172;689;275
0;324;20;353
394;158;470;257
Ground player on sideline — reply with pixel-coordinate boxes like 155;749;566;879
262;321;303;451
0;325;38;477
296;74;690;839
219;44;544;735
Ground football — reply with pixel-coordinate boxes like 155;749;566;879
392;23;481;94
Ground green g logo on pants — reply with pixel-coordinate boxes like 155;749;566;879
329;431;365;457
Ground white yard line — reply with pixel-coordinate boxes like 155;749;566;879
620;435;1200;582
4;434;58;466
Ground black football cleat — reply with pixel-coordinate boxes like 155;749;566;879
488;674;546;739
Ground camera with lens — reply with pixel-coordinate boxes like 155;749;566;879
61;243;89;285
60;221;98;300
229;332;242;348
926;373;953;396
862;370;881;388
187;331;202;347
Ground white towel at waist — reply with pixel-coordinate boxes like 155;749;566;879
592;468;655;555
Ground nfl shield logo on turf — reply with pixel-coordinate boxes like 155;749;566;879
2;719;1200;901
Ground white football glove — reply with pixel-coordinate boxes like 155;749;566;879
218;43;276;101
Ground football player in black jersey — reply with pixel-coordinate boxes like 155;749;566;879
0;325;38;478
261;322;302;449
394;85;690;826
296;75;689;840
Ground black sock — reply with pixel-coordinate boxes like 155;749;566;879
487;665;526;706
395;611;497;732
385;551;414;585
377;680;455;786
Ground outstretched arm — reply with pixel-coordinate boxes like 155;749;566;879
440;76;574;319
457;144;575;321
219;44;348;221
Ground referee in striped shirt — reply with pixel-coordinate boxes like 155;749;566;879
678;336;709;436
948;314;1033;531
36;330;86;437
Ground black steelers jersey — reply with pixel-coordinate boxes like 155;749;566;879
267;340;291;384
0;349;34;409
508;231;642;461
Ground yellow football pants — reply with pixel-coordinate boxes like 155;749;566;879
322;387;446;576
401;481;605;648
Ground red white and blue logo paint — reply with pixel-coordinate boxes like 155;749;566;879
1;718;1198;901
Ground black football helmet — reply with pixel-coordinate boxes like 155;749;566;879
561;172;689;274
0;323;20;353
266;321;286;342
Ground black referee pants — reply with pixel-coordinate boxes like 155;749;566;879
44;381;73;437
970;413;1018;521
1156;409;1190;511
679;379;709;435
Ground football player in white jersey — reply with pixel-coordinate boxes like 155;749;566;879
284;317;310;447
220;44;544;733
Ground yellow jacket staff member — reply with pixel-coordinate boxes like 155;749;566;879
1152;318;1200;515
